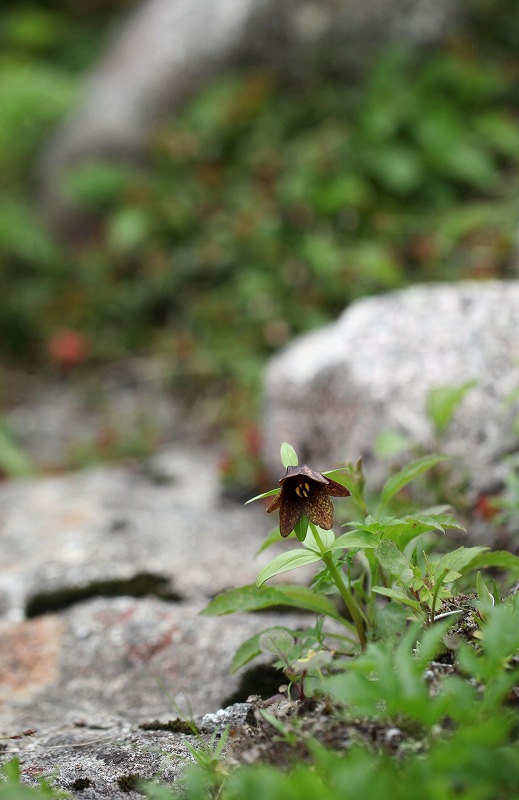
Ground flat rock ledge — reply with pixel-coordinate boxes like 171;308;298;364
2;720;194;799
1;701;260;799
0;446;316;797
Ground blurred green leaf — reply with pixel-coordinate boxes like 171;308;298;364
231;631;263;671
476;113;519;157
373;429;413;458
372;586;422;610
0;200;61;267
426;380;478;435
476;571;495;607
108;207;151;253
0;424;34;477
366;145;424;195
65;161;137;210
379;455;449;511
0;758;57;797
466;550;519;574
432;546;489;579
0;64;75;174
280;442;298;469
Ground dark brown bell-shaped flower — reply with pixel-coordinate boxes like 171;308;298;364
266;464;350;538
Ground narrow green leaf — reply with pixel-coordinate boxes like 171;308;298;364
256;550;322;587
231;631;263;671
379;454;449;510
0;757;52;797
255;528;285;556
259;710;289;735
467;550;519;574
271;585;347;622
294;515;309;542
1;759;21;782
433;546;489;578
372;586;422;611
426;380;477;434
201;585;281;616
322;469;349;482
0;425;34;477
374;429;413;458
245;488;279;505
476;571;495;607
280;442;298;468
202;584;346;623
415;618;454;665
331;531;379;550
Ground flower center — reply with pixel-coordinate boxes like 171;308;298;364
295;481;311;499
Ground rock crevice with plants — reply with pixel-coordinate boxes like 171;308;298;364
3;434;519;799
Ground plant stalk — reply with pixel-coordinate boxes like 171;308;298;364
310;523;367;650
429;568;449;625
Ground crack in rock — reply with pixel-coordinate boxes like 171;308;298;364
25;572;183;618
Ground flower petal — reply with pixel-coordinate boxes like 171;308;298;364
279;497;304;538
266;493;281;513
323;477;351;497
279;464;328;485
304;488;334;530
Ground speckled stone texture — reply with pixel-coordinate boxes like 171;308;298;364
262;281;519;496
0;446;319;797
3;721;195;799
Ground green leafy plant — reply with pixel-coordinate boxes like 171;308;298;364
154;575;519;800
0;422;34;477
163;436;519;800
204;443;519;705
142;681;233;799
426;380;478;438
0;758;66;799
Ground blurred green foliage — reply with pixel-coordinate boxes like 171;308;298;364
0;1;518;451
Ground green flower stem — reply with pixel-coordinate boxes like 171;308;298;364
309;523;367;651
429;568;449;625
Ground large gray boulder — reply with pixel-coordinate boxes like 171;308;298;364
261;281;519;496
39;0;462;212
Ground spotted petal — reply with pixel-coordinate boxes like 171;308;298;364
322;477;351;497
279;496;304;538
303;487;334;530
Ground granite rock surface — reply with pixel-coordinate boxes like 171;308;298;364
262;281;519;499
0;446;312;797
